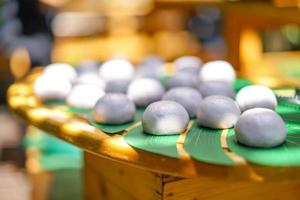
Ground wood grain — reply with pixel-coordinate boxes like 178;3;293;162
85;152;162;200
164;177;300;200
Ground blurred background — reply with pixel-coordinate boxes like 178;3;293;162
0;0;299;199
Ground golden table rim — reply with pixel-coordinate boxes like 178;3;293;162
7;70;300;182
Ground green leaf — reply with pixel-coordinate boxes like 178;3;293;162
227;122;300;166
88;108;144;134
184;123;234;166
124;125;179;158
276;102;300;123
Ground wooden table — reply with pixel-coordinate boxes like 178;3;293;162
8;70;300;200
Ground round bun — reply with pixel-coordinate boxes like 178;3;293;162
66;84;104;109
76;60;99;75
235;108;286;148
162;87;202;118
141;55;164;66
76;73;105;89
127;78;165;107
198;81;234;98
166;72;198;89
142;101;190;135
197;95;241;129
34;75;72;101
98;58;134;81
199;60;236;83
44;63;77;82
135;64;163;80
93;93;136;124
236;85;277;112
173;56;202;73
105;80;131;94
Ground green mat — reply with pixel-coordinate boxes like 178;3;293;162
124;125;179;158
88;108;144;134
184;123;234;166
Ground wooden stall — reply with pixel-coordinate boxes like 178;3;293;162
7;1;300;199
7;68;300;200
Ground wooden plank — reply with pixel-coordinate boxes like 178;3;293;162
84;152;163;200
98;180;140;200
85;165;137;200
164;177;300;200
